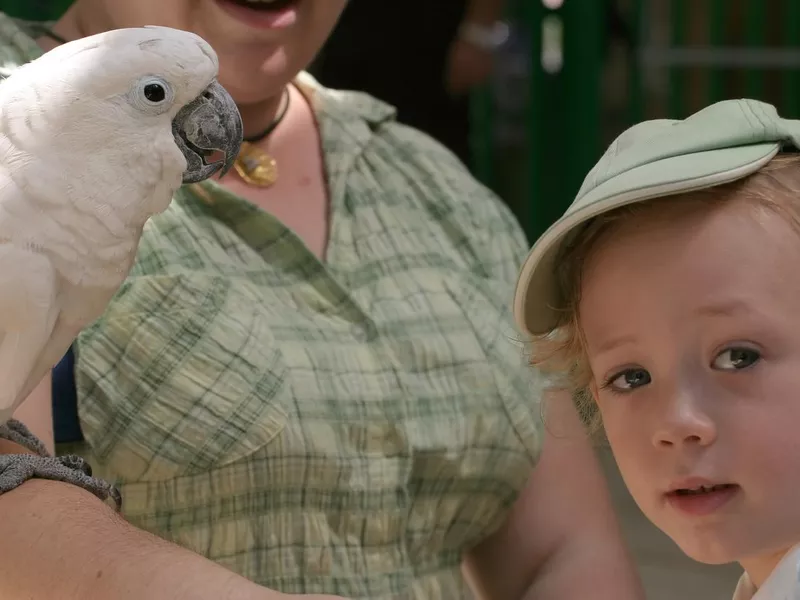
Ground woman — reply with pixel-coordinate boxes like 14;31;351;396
0;2;644;599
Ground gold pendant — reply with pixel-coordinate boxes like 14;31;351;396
233;141;278;187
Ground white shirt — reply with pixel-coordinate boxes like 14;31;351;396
733;545;800;600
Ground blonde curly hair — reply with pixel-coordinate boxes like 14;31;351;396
526;154;800;432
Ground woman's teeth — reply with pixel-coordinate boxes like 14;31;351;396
234;0;295;10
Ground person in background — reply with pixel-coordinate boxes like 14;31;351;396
310;0;507;170
0;1;644;599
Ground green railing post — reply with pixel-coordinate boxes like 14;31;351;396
628;0;645;123
668;0;687;117
708;0;725;104
560;0;603;212
523;0;545;241
470;85;495;190
525;0;603;242
783;0;800;116
744;1;766;99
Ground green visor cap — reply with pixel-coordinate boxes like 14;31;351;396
513;99;800;336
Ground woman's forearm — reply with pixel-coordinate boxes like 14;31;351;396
0;477;286;600
521;522;645;600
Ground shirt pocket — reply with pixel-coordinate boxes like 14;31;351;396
75;273;290;483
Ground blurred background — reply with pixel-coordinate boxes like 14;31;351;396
5;0;799;245
2;0;792;597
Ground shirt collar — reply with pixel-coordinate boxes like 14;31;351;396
732;572;756;600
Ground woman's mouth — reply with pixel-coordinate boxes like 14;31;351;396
216;0;300;28
227;0;297;11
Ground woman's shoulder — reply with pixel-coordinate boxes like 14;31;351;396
0;13;46;71
304;72;529;281
305;73;524;232
303;71;464;169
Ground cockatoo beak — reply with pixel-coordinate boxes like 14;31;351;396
172;79;243;184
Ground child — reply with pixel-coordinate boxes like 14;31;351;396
512;98;800;599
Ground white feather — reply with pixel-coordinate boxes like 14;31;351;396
0;26;223;422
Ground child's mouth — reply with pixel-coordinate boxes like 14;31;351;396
665;483;740;516
673;483;735;496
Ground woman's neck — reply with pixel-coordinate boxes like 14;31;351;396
45;3;92;48
238;94;286;141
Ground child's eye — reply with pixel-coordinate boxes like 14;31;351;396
604;367;652;392
712;347;761;371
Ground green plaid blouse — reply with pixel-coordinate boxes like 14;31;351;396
0;14;544;599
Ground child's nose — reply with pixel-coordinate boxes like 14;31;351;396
650;389;717;449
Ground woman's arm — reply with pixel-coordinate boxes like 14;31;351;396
464;392;645;600
0;477;289;600
0;378;338;600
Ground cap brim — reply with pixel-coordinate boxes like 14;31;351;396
513;142;781;336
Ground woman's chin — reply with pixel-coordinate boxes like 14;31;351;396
217;50;294;104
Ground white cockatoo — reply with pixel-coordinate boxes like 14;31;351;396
0;25;243;425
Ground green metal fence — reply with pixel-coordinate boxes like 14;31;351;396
488;0;800;242
636;0;800;120
473;0;606;242
523;0;604;242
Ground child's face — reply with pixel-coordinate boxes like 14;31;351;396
580;198;800;567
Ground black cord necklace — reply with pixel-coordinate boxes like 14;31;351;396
244;87;290;143
41;28;69;45
233;86;291;187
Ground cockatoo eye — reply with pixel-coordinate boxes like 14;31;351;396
143;83;166;103
130;76;174;113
